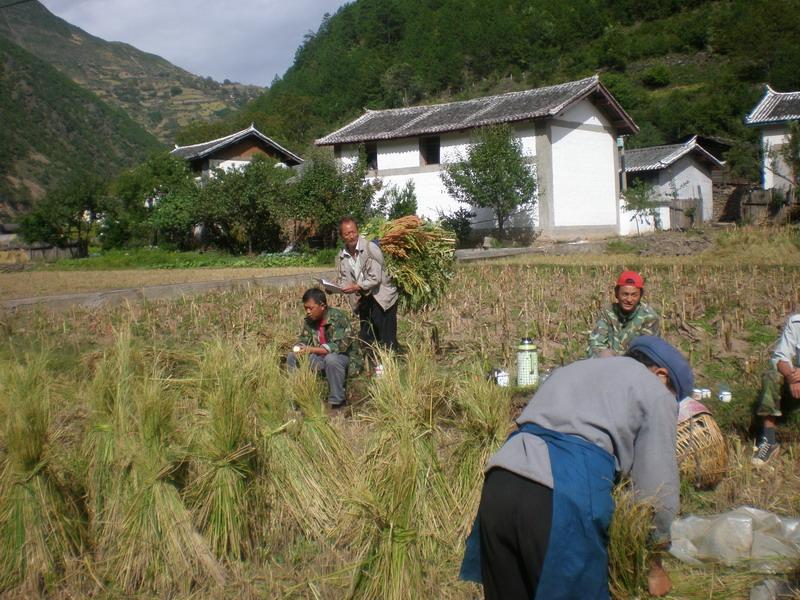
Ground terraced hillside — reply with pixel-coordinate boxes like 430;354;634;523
0;1;262;143
0;35;161;218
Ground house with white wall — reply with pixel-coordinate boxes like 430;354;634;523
745;85;800;194
171;124;303;180
623;136;723;231
316;75;639;239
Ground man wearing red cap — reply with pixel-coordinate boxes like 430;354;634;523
588;271;660;357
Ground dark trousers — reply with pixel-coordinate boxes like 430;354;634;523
479;468;553;600
357;295;398;352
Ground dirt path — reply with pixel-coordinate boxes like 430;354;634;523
0;266;326;301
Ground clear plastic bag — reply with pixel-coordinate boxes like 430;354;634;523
670;507;800;572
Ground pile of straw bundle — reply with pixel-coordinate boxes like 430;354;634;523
347;346;453;600
262;358;355;540
364;216;456;311
85;331;224;595
0;354;83;595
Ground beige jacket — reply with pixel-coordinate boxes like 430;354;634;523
335;236;398;311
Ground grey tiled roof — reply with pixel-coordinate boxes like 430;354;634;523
624;136;723;172
316;75;637;145
745;85;800;125
171;124;303;165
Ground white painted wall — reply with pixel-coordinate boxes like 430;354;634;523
618;203;669;235
216;159;249;172
379;138;420;169
654;156;713;221
338;126;538;223
761;125;792;190
379;171;462;218
550;124;617;228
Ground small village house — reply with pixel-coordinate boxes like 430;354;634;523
745;85;800;196
171;124;303;179
624;136;723;231
316;75;639;240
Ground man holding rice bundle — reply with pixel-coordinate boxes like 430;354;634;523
335;217;399;363
588;270;661;358
461;336;693;599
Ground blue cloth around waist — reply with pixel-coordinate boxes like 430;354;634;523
460;422;616;600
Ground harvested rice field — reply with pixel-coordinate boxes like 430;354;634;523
1;226;799;598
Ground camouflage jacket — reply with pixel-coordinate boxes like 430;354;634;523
588;301;661;357
297;307;363;374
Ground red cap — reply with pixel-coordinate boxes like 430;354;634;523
616;270;644;288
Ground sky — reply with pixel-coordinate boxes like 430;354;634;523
39;0;351;87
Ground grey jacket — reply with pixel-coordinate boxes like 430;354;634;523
335;236;398;311
486;356;679;543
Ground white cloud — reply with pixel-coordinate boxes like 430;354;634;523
39;0;349;86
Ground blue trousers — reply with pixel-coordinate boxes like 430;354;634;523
461;423;616;599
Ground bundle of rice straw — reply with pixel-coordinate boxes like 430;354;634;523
0;354;83;595
363;216;456;311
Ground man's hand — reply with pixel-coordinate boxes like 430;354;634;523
341;283;361;294
785;368;800;385
647;561;672;597
790;381;800;399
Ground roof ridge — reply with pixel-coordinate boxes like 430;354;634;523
626;142;685;153
173;126;250;150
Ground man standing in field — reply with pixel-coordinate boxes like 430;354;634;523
752;312;800;466
588;270;660;357
287;288;357;409
335;217;399;364
461;336;693;599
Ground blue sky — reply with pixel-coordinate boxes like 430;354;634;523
40;0;350;86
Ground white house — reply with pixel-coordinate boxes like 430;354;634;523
171;124;303;180
623;136;724;231
316;75;639;239
745;85;800;194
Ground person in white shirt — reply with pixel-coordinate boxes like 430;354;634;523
752;313;800;466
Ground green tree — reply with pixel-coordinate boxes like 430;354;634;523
380;181;418;219
148;186;206;249
440;125;536;239
212;157;290;254
20;176;106;257
621;180;660;235
285;150;377;246
104;151;193;248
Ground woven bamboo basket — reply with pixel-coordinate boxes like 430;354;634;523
676;412;728;488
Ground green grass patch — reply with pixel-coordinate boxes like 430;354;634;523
605;239;638;254
35;247;337;271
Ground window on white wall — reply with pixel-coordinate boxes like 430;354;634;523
420;136;440;165
364;142;378;171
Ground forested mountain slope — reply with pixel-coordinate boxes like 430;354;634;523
0;35;161;218
0;1;262;143
180;0;800;177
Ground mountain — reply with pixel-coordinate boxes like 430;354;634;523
0;35;161;218
0;1;262;143
186;0;800;179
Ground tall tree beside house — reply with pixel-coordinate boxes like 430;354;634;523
284;150;377;247
440;125;536;240
212;157;290;254
20;176;106;257
621;180;660;235
102;152;194;248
